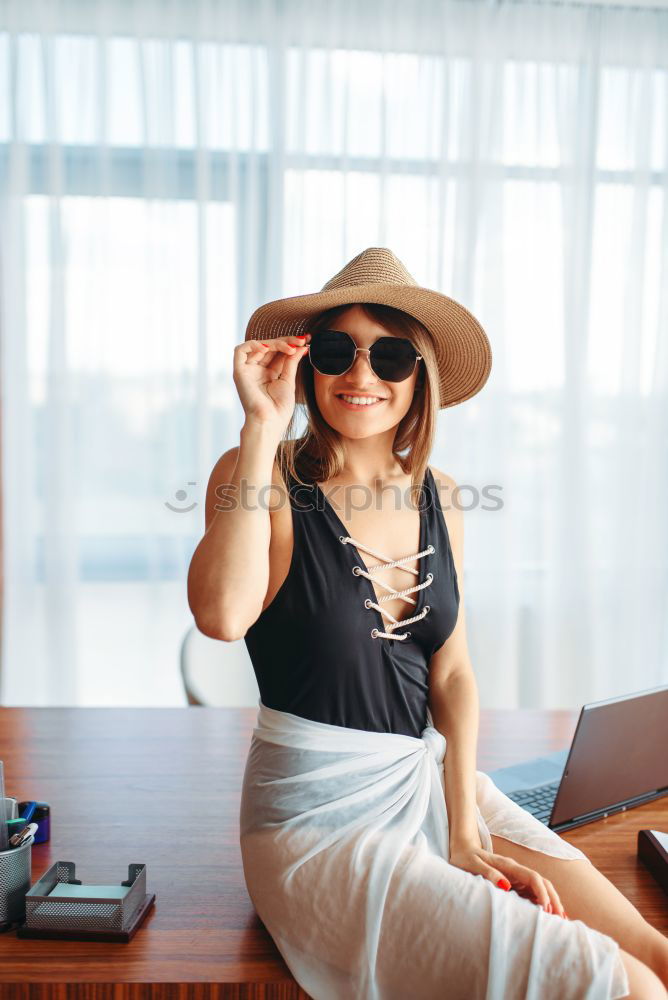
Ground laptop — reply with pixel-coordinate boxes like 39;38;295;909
487;685;668;833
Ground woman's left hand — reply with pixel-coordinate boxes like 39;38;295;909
448;841;568;918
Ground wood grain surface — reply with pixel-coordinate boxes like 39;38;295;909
0;706;665;998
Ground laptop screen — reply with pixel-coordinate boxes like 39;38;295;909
552;685;668;825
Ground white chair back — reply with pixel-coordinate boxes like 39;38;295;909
180;623;260;707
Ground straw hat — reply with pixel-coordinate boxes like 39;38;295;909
244;246;492;409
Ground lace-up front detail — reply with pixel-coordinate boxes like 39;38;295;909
244;465;460;737
339;535;435;640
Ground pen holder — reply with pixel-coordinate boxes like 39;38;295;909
0;835;34;927
1;797;18;822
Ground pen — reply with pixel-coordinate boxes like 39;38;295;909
8;822;38;848
16;801;37;823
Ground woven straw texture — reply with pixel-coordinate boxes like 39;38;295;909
244;247;492;409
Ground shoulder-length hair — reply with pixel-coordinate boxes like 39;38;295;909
276;302;440;508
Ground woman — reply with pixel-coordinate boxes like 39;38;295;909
188;248;667;999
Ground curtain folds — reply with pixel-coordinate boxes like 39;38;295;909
0;0;666;706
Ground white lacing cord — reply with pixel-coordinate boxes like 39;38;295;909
339;534;435;641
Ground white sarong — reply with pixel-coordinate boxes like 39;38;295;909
239;701;630;1000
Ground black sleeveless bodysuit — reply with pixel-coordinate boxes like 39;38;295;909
243;466;460;738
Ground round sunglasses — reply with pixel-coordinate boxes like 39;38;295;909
307;329;422;383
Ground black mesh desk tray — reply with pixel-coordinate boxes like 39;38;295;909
16;860;155;941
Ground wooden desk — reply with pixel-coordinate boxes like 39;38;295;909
0;707;665;998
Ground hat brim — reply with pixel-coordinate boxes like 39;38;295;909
244;283;492;409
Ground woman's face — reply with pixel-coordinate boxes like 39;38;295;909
310;305;420;440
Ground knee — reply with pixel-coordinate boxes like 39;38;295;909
647;933;668;992
618;947;668;1000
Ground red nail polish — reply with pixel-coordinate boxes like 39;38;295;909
261;343;269;347
497;878;511;891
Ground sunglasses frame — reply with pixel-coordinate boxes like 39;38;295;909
307;329;423;383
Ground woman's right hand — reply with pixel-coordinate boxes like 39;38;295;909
233;333;311;435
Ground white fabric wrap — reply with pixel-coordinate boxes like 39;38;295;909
239;701;630;1000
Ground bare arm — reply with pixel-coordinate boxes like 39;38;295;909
429;470;569;915
187;332;310;641
427;469;482;852
187;419;283;641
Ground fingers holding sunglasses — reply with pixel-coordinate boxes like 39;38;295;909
248;334;310;365
235;339;308;396
234;336;310;423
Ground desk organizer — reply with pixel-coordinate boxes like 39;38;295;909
0;835;35;930
638;829;668;896
16;860;155;942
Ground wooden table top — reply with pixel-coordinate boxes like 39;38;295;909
0;706;665;998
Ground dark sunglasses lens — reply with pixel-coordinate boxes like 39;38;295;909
309;330;417;381
370;337;418;381
309;330;354;375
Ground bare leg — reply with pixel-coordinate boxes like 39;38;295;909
490;834;668;993
618;948;668;1000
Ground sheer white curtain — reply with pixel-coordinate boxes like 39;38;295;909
0;0;666;708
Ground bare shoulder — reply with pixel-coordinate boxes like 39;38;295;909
428;465;458;498
427;467;461;527
203;445;287;534
427;465;464;562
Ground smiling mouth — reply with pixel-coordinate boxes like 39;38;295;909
335;393;387;409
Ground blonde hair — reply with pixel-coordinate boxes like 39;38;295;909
276;303;440;508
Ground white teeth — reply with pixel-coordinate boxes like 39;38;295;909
338;394;382;406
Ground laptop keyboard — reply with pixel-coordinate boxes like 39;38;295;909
506;780;560;825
